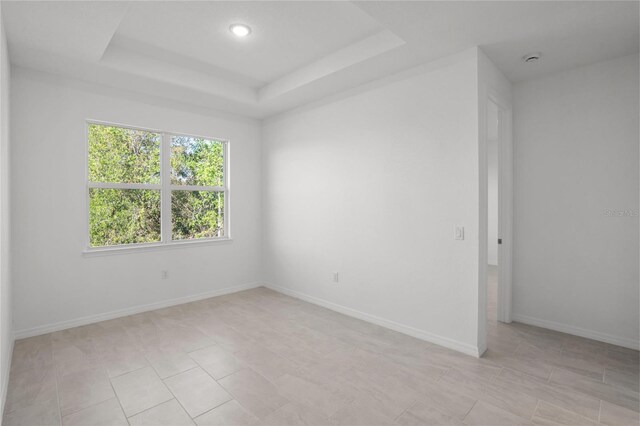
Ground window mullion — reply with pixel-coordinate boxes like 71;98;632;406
161;133;172;243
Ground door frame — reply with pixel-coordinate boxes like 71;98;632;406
490;92;513;324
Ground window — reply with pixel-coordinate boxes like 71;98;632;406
87;122;228;251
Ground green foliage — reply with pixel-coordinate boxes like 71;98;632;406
171;136;224;186
88;125;225;247
172;191;224;240
89;189;161;246
170;136;225;240
88;124;160;184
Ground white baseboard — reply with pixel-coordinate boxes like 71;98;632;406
13;282;261;340
265;283;483;358
512;314;639;351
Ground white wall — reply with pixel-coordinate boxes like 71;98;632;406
262;50;484;356
513;53;640;349
0;9;12;413
10;68;262;335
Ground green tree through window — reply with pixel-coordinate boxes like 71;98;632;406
170;136;225;240
88;123;227;248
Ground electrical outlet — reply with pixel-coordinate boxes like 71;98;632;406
332;272;339;283
161;270;168;279
454;226;464;240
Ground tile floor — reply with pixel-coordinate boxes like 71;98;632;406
3;274;639;425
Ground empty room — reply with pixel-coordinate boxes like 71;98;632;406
0;1;638;425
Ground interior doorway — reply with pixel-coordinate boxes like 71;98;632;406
487;101;500;324
485;93;513;337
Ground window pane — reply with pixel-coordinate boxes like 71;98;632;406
89;188;161;247
88;124;160;184
172;191;224;240
171;136;224;187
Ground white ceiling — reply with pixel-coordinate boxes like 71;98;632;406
115;1;384;84
4;1;638;119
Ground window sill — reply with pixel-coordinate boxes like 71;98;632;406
82;237;232;257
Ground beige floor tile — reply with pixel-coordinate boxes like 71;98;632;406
576;346;637;376
12;334;52;353
61;398;127;426
91;327;139;354
262;402;334;426
164;367;232;417
515;342;604;381
4;365;58;413
145;348;198;379
124;331;161;353
110;366;173;417
51;325;100;342
194;399;259;426
341;367;417;419
57;368;115;416
159;326;217;354
313;347;365;378
6;288;640;426
328;328;395;356
283;325;351;356
606;350;640;373
605;367;640;393
2;398;61;426
487;335;521;356
128;399;194;426
440;368;539;419
562;336;611;355
484;348;555;381
218;369;288;419
395;401;464;425
417;347;499;380
100;350;149;379
494;368;601;420
463;400;531;425
549;367;639;412
530;401;596;426
292;364;360;404
376;349;446;378
233;344;299;381
52;338;98;367
273;373;352;418
262;336;329;367
599;401;640;426
197;322;255;353
188;345;242;379
409;377;477;420
561;339;639;372
55;355;103;378
329;393;396;426
11;335;54;374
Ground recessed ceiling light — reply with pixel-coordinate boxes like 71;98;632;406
522;52;541;63
230;24;251;38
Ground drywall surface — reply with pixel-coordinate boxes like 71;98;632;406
262;50;482;355
10;68;262;335
0;11;12;413
513;53;639;349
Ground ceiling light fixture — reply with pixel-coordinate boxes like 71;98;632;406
522;52;541;63
230;24;251;38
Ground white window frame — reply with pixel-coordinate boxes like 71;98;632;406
84;120;230;256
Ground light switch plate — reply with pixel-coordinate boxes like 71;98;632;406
454;226;464;240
